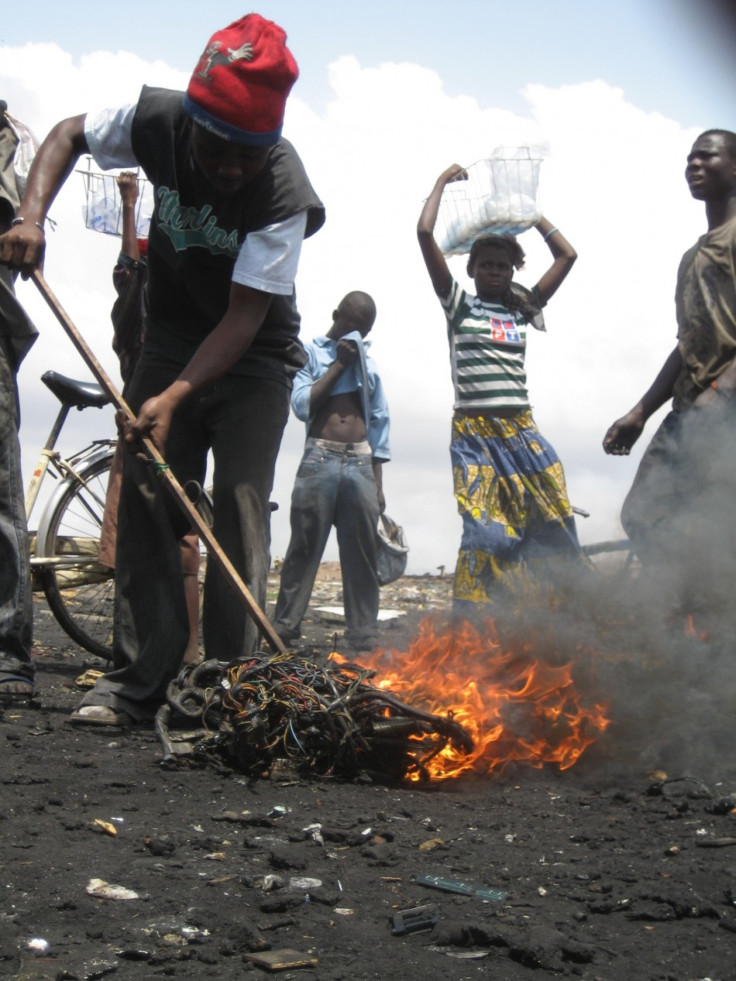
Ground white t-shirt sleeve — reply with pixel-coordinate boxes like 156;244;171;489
84;105;138;169
232;211;307;295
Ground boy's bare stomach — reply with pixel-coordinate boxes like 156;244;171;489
310;392;366;443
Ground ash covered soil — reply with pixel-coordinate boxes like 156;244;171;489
3;565;736;981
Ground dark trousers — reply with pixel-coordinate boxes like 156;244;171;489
622;405;736;624
83;358;289;720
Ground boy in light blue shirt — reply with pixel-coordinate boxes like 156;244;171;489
274;291;390;650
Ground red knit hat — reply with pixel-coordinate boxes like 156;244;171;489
183;14;298;146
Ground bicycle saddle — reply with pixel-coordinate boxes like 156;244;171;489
41;370;110;410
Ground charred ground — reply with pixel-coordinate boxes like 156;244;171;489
2;566;736;981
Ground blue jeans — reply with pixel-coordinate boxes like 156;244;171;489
274;438;380;647
0;333;33;678
82;358;289;720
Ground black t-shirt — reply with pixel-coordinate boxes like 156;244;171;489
130;86;325;381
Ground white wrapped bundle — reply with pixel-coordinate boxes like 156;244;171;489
436;147;545;256
78;158;153;238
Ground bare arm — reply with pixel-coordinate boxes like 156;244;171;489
117;172;140;261
416;164;467;297
603;346;682;455
125;283;271;452
0;114;89;276
372;459;385;513
533;217;577;305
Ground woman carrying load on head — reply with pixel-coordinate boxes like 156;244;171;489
417;163;589;616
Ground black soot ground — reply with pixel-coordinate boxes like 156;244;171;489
3;566;736;981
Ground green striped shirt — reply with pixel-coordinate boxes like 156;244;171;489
441;279;530;411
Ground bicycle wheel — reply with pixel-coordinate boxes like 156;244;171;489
38;453;115;659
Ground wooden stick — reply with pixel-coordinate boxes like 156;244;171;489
31;269;287;655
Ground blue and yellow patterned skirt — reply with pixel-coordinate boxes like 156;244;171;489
451;410;587;609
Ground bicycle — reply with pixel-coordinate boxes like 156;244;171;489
26;370;116;659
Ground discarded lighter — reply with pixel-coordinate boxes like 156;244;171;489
415;873;507;902
391;903;441;936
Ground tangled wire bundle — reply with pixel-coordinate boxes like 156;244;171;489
155;651;474;782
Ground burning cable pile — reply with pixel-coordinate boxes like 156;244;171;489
155;651;474;783
155;616;610;783
361;616;611;781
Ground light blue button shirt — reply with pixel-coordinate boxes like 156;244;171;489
291;332;390;461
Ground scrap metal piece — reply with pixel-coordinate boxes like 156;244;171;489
243;948;318;971
391;903;441;935
415;873;507;902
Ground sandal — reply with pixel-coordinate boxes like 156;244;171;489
0;673;35;701
69;705;132;727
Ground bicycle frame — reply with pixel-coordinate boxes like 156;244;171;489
23;371;117;659
27;438;114;529
33;441;115;574
25;370;112;527
24;402;72;521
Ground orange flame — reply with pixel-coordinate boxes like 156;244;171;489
684;614;710;642
352;616;609;781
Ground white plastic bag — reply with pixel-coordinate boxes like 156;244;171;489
435;146;546;256
376;513;409;586
6;113;39;198
84;172;121;235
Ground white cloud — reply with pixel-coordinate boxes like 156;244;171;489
2;47;706;574
2;43;188;139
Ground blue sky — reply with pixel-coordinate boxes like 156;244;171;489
2;1;736;574
4;0;735;125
